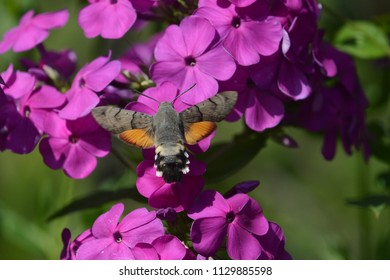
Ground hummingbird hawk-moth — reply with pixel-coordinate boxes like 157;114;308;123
92;91;237;183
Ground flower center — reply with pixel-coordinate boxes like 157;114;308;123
79;78;86;88
185;56;197;67
24;106;31;117
231;16;241;28
69;135;79;144
113;231;122;243
226;211;235;224
246;78;256;89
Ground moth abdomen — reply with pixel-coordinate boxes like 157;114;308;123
154;143;189;183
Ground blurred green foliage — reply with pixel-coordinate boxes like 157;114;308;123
1;0;390;260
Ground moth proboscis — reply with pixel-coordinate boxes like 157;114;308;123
92;91;238;183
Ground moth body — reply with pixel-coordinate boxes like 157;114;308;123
153;102;189;183
92;91;238;183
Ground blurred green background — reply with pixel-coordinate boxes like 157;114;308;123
0;0;390;260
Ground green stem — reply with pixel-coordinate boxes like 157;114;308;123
356;154;371;259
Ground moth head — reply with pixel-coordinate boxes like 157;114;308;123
154;148;190;183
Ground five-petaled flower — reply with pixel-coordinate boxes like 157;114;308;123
188;190;269;259
75;203;164;260
0;9;69;54
151;16;236;105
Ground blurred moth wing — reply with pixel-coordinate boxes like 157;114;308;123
92;91;238;183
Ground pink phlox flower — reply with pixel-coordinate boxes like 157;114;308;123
59;53;121;120
220;65;284;132
257;222;292;260
1;65;66;154
0;9;69;54
76;203;164;260
196;0;283;66
150;15;236;105
132;235;187;260
78;0;154;39
39;113;111;179
188;190;269;260
293;46;369;161
136;148;205;212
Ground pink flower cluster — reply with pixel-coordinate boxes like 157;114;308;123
0;0;369;260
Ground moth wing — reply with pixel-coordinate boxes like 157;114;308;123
179;91;237;144
184;121;216;145
92;106;154;148
119;129;154;148
179;91;238;123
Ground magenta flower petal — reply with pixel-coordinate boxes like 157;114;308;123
154;25;187;60
132;243;159;260
28;85;66;109
92;203;124;238
63;144;97;179
180;68;219;105
78;132;111;158
33;9;69;29
152;235;187;260
3;70;35;99
125;101;156;115
223;29;259;66
140;82;179;108
257;222;292;260
121;218;164;248
118;208;157;232
84;60;121;92
42;112;70;138
227;223;262;259
39;138;68;169
150;61;187;89
229;195;269;236
0;10;69;54
229;0;257;7
59;88;100;120
244;19;283;57
78;0;136;39
77;3;103;38
77;238;135;260
278;60;311;100
136;163;163;197
191;217;227;257
181;16;217;57
148;183;182;209
188;190;230;220
245;92;284;131
196;45;236;81
7;117;40;154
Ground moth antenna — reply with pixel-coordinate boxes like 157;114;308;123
171;83;197;104
132;88;161;105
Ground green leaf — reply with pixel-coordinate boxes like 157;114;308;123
367;122;390;164
346;195;390;217
335;21;389;59
199;130;268;184
377;171;390;191
47;186;145;221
